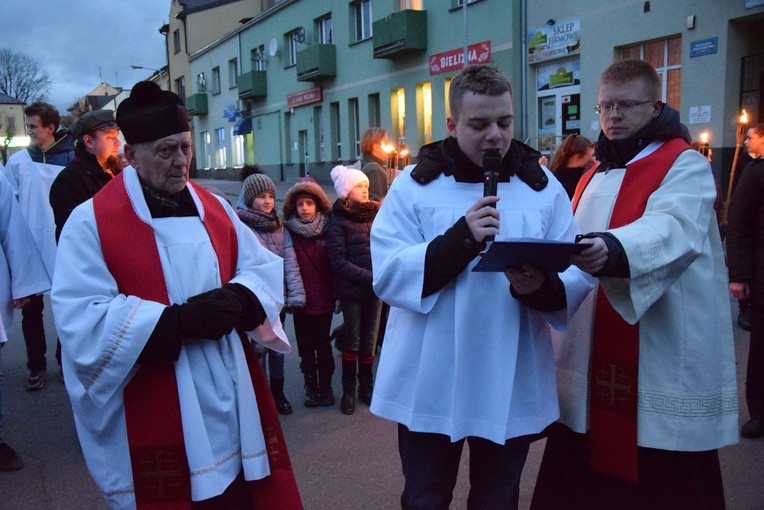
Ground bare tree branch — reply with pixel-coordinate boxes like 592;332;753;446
0;48;51;103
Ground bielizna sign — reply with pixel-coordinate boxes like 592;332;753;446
429;41;491;75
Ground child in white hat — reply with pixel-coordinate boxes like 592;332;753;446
326;165;382;414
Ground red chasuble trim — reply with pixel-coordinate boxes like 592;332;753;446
93;175;302;509
572;138;690;483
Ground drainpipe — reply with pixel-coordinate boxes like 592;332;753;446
520;0;529;140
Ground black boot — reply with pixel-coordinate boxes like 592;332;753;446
318;374;335;406
270;378;293;415
341;379;356;414
738;300;751;331
340;354;357;414
303;374;320;408
358;359;374;406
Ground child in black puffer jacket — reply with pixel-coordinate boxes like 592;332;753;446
327;165;382;415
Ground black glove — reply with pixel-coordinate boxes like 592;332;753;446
187;283;266;331
141;295;242;363
178;291;243;339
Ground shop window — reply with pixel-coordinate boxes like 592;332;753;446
417;82;433;147
349;98;360;158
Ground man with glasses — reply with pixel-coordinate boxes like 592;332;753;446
532;59;738;508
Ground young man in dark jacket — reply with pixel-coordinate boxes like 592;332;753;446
50;109;120;241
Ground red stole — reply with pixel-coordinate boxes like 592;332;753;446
572;138;690;482
92;174;303;509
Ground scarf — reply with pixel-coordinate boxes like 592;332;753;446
332;199;379;223
285;211;329;239
237;207;284;232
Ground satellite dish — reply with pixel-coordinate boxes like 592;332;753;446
268;37;279;57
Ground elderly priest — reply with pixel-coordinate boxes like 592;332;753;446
51;81;302;510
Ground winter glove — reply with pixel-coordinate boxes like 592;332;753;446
141;295;242;364
179;290;243;339
187;283;266;331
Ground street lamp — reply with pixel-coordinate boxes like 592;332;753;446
725;108;749;220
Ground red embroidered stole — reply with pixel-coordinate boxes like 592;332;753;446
572;138;690;482
93;174;302;509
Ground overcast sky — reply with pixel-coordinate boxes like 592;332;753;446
1;1;169;113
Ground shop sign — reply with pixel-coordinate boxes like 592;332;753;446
287;87;322;108
528;19;580;64
429;41;491;75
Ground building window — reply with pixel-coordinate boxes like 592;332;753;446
444;78;452;120
228;58;238;89
400;0;423;9
620;36;681;112
391;88;406;145
200;131;211;169
313;105;323;162
211;67;221;95
215;128;226;168
417;82;432;147
368;93;381;127
232;128;245;166
352;0;373;42
287;30;300;66
196;72;206;93
5;116;15;132
317;14;333;44
454;0;478;6
251;45;267;71
349;98;360;158
175;76;186;102
173;29;181;54
330;101;342;160
284;111;293;164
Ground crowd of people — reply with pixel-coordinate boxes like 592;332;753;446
0;60;759;509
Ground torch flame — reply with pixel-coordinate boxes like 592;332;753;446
740;109;748;124
381;142;396;154
699;131;709;144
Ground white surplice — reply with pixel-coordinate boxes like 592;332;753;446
51;167;289;509
4;149;63;279
370;165;594;444
553;143;739;451
0;171;50;343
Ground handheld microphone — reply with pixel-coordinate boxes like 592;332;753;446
483;149;501;241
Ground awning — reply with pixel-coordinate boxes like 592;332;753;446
233;116;252;136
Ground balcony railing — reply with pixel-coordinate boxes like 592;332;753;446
296;44;336;82
185;93;208;116
373;10;427;59
237;70;267;99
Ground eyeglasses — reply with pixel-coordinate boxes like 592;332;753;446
594;100;652;115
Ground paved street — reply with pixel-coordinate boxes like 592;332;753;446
0;178;762;509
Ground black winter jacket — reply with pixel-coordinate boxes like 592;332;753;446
327;198;380;301
727;157;764;296
49;144;113;241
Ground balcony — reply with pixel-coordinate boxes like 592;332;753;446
296;44;336;82
373;10;427;59
237;70;267;99
185;93;208;116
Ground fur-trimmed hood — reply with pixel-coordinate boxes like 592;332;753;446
283;178;332;219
